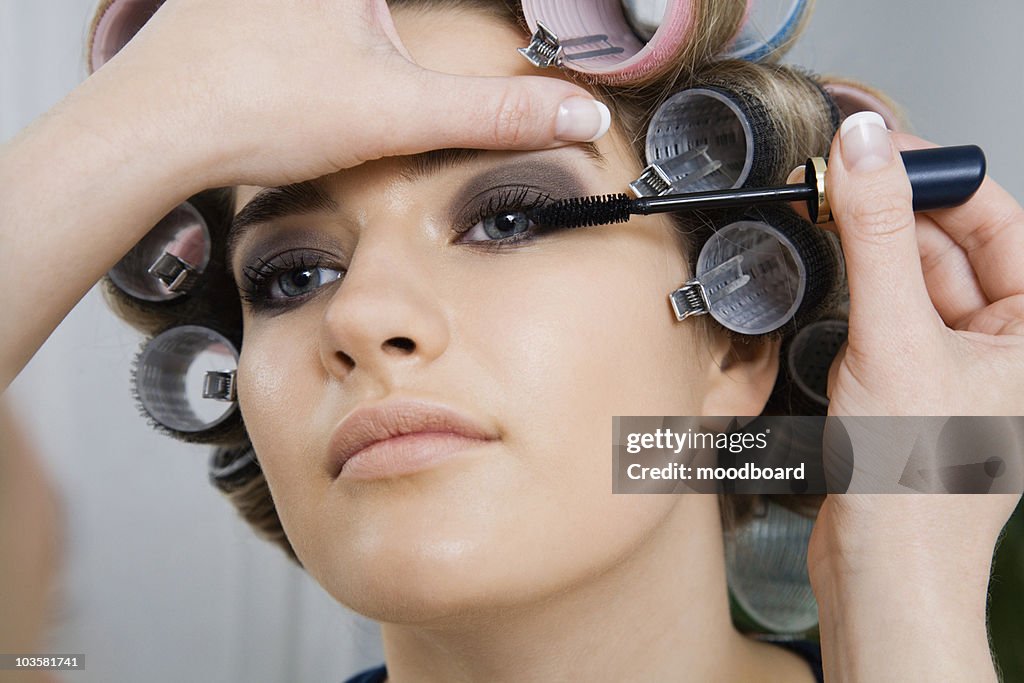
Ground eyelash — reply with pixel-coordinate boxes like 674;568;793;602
453;185;553;249
239;250;340;311
238;184;556;311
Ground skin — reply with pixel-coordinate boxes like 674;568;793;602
230;7;810;683
0;400;62;683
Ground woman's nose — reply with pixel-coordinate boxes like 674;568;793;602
318;238;450;384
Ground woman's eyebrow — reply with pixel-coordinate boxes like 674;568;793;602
227;142;607;266
399;142;605;182
227;181;337;266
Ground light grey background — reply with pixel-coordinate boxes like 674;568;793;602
2;1;1022;682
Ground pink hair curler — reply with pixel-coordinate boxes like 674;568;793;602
518;0;698;83
822;79;907;132
88;0;165;73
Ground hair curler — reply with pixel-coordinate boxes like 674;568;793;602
518;0;716;83
823;78;907;132
132;325;243;442
209;444;261;492
669;206;839;335
88;0;165;73
785;318;848;409
107;201;211;302
629;72;836;197
722;0;815;62
632;85;781;197
725;498;819;635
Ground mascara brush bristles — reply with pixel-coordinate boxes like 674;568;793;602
529;193;634;229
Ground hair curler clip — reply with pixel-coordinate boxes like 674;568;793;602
517;0;705;83
107;201;211;302
132;325;242;442
88;0;166;73
668;206;838;335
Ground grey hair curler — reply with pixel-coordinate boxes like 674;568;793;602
725;499;819;635
632;84;784;197
630;70;837;198
209;444;261;493
132;325;243;443
786;319;848;409
107;201;211;302
669;206;839;336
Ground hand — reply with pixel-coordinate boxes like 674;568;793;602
809;112;1023;549
800;111;1023;681
78;0;610;188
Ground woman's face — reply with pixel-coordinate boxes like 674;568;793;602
229;6;759;621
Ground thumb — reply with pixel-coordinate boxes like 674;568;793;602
363;0;609;150
827;111;942;351
390;71;612;152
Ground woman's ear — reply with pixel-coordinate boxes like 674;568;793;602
699;326;780;416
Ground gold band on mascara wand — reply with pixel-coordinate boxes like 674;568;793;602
806;156;830;223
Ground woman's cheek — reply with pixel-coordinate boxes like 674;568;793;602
236;322;322;498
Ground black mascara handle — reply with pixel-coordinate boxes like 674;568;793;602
901;145;986;211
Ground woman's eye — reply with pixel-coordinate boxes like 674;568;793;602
273;267;342;298
461;210;535;242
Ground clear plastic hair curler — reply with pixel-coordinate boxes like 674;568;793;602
668;207;838;335
721;0;814;62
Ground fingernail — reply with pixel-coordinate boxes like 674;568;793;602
556;98;611;142
840;111;892;173
786;165;804;185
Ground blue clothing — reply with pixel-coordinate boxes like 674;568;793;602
342;640;824;682
343;665;387;683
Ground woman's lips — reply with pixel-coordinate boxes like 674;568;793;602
328;399;500;480
340;432;496;479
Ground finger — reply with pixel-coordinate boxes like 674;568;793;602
795;149;990;328
786;165;813;222
826;342;847;401
891;133;1024;302
826;112;944;348
915;216;990;327
786;165;843;239
368;0;415;61
384;71;612;152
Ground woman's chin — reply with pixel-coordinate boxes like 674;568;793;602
323;545;549;625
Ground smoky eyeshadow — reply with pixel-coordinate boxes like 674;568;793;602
233;155;596;277
231;228;344;282
450;159;591;225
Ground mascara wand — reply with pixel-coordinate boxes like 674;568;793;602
529;146;986;228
